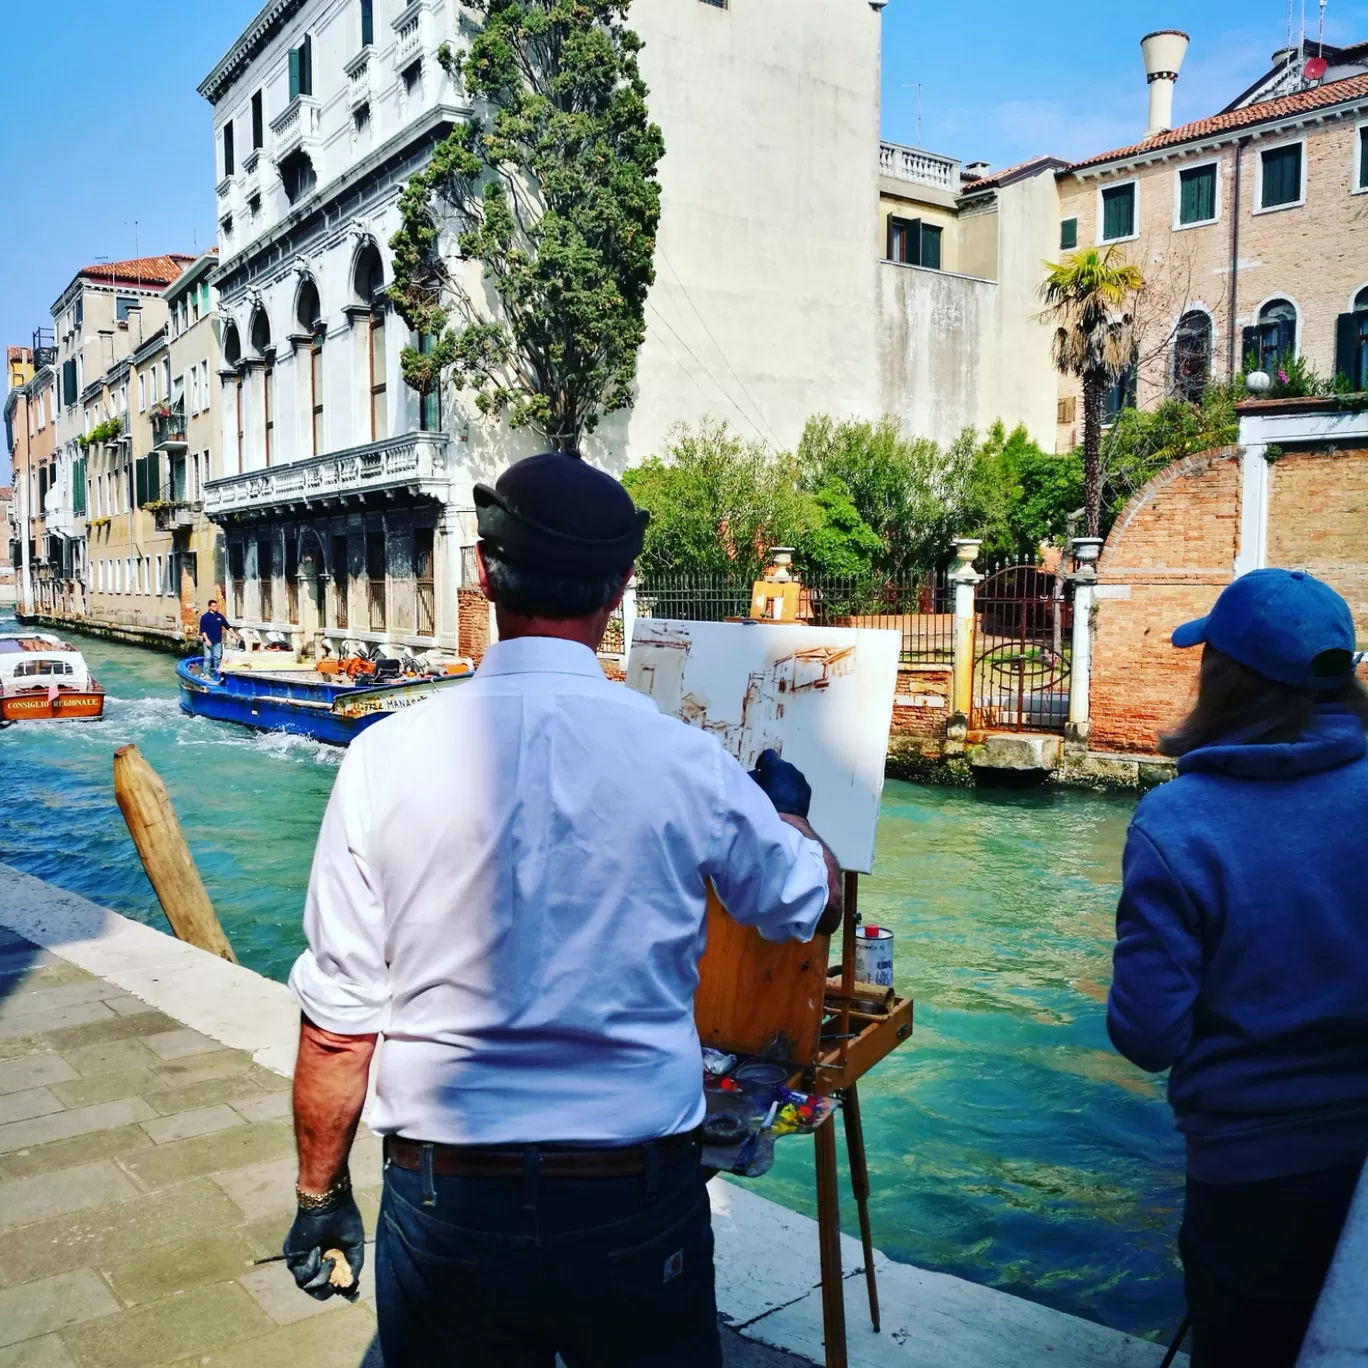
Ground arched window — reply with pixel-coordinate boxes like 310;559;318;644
251;311;274;466
354;245;387;440
1336;288;1368;392
1245;299;1296;375
297;281;325;455
223;323;244;474
280;150;317;205
1173;310;1213;403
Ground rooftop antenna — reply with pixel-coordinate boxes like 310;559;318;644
899;82;923;146
1318;0;1327;55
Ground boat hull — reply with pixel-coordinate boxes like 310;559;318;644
1;689;105;722
175;658;465;745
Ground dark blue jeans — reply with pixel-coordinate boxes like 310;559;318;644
375;1146;721;1367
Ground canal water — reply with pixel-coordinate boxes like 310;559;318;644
0;618;1186;1342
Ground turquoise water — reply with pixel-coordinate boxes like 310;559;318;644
0;618;1185;1341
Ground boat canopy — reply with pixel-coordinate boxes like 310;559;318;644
0;649;92;691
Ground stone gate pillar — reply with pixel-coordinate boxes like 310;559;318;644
1067;537;1103;747
948;538;982;737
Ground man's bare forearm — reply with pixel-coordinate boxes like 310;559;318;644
293;1016;377;1195
780;813;844;935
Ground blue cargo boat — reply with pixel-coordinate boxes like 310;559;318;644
176;657;470;745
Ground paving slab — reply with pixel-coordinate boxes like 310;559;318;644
0;1056;76;1098
0;980;136;1019
41;1011;185;1054
59;1039;161;1078
0;1002;114;1042
139;1072;268;1117
0;1088;64;1126
101;1231;260;1307
238;1243;377;1326
0;1269;119;1348
0;1124;153;1183
142;1028;225;1062
0;1335;80;1368
58;1281;274;1368
140;1104;246;1145
230;1091;293;1124
118;1117;295;1190
161;1304;380;1368
0;1096;155;1156
0;1161;138;1234
50;1068;162;1110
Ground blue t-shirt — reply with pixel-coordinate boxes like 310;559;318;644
199;611;231;645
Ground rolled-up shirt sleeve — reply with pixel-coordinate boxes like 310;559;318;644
288;740;390;1035
704;748;830;943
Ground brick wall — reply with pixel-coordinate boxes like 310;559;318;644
457;589;490;663
1089;448;1242;752
890;665;952;746
1267;448;1368;635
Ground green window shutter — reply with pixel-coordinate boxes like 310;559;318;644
1060;217;1078;250
63;358;77;406
1242;326;1260;371
921;224;942;271
1335;312;1357;386
1102;184;1134;240
1261;145;1301;207
134;456;148;509
1360;128;1368;190
223;122;234;176
72;459;86;516
1179;165;1216;224
289;48;301;100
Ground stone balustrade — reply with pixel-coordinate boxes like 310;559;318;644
879;141;961;193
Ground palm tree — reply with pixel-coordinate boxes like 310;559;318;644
1040;247;1145;537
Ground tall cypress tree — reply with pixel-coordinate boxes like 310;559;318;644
389;0;665;451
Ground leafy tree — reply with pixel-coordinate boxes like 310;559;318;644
797;482;884;579
388;0;665;450
971;421;1082;559
1039;247;1145;537
796;416;986;575
623;420;819;579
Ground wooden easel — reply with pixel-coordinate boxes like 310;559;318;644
695;872;914;1368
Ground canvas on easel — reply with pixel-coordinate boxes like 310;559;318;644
626;619;901;1068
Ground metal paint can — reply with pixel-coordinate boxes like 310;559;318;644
854;926;894;987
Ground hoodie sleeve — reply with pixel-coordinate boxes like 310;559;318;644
1107;823;1203;1074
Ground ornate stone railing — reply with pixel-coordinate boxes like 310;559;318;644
270;96;320;161
203;432;451;518
345;48;372;108
242;149;261;199
394;0;424;65
879;141;961;193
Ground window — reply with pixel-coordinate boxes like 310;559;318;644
310;330;325;455
1173;311;1213;402
414;527;435;636
1060;217;1078;250
280;150;317;205
369;311;387;439
230;542;246;618
361;0;374;46
155;555;164;597
138;373;146;411
699;0;728;7
366;528;386;630
251;90;264;150
1057;396;1077;425
1244;299;1297;374
403;60;422;96
264;358;275;465
418;333;441;432
886;217;942;269
258;536;274;622
332;534;350;629
289;35;313;100
62;358;78;407
201;282;211;315
1178;163;1217;225
1260;144;1302;209
223;121;235;177
1360;126;1368;191
1103;361;1138;423
285;539;299;625
1334;287;1368;390
1101;182;1136;241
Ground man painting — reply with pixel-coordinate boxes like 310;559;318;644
282;451;843;1366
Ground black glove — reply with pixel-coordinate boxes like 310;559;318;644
283;1186;365;1302
748;748;812;819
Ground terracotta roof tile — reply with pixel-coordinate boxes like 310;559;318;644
76;254;197;290
960;154;1068;192
1070;72;1368;172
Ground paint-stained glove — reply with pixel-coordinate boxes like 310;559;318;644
283;1186;365;1302
748;748;812;819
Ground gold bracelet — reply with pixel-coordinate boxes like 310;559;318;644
295;1172;352;1211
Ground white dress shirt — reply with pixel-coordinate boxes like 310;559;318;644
289;635;830;1145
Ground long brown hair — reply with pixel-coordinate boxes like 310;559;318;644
1160;646;1368;758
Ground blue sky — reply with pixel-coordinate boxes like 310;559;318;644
2;0;1367;477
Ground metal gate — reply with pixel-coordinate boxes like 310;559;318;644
971;562;1072;733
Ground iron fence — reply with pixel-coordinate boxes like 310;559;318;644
633;570;951;664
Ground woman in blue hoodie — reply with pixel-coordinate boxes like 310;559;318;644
1108;568;1368;1368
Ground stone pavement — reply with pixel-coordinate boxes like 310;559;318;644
0;926;804;1368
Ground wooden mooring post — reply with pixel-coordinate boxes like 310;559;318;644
113;744;237;963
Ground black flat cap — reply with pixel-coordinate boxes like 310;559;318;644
474;452;648;576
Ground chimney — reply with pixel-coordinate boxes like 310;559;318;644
1140;30;1190;137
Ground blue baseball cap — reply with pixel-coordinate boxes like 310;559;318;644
1172;568;1361;690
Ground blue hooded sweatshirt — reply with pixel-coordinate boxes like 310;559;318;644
1107;705;1368;1184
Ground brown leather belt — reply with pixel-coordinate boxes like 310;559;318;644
383;1129;702;1180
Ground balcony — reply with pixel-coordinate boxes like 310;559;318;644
879;141;962;195
271;95;321;162
203;432;452;521
151;406;188;450
153;501;200;532
393;0;426;67
216;174;234;206
345;47;372;108
242;149;261;199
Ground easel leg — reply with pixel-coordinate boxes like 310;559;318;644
843;1084;881;1332
814;1113;848;1368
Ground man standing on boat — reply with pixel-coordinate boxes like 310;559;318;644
280;451;843;1365
198;600;236;678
